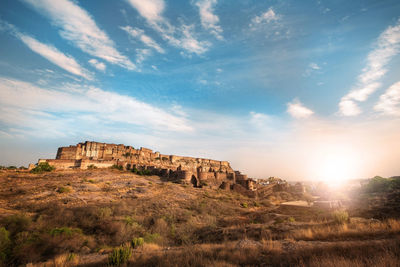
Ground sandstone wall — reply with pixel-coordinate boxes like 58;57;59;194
38;141;255;191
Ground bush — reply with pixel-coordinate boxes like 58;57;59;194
241;202;248;208
57;187;71;194
30;162;55;173
2;214;31;235
0;227;10;263
50;227;82;237
131;237;144;248
144;233;161;244
332;210;349;224
132;168;151;176
111;165;123;171
87;164;97;169
7;166;17;170
108;245;132;266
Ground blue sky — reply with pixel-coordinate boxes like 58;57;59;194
0;0;400;181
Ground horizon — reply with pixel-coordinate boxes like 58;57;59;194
1;0;400;182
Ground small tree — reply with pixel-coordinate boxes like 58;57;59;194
30;162;55;173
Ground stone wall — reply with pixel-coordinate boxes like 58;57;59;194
39;141;256;191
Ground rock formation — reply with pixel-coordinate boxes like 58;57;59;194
38;141;256;190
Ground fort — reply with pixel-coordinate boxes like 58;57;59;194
38;141;255;191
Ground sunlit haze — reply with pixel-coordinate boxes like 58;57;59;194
1;0;400;181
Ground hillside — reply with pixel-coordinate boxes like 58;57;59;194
0;169;399;266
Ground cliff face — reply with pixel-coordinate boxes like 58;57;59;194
39;141;254;190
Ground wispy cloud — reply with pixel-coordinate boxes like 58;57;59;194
250;8;279;29
339;19;400;116
249;7;290;40
0;77;192;133
304;62;321;76
135;48;152;64
195;0;223;40
22;0;135;70
287;99;314;119
0;20;92;80
88;59;106;72
374;81;400;116
120;26;165;54
126;0;209;55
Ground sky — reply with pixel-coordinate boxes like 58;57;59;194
0;0;400;181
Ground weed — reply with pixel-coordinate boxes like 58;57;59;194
57;187;71;194
108;245;132;266
132;237;144;248
332;210;349;224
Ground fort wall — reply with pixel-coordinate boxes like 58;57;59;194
39;141;255;191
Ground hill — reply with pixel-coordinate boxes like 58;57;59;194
0;168;400;266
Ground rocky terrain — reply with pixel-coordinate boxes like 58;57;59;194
0;169;399;266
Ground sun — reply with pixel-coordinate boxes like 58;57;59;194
311;146;361;187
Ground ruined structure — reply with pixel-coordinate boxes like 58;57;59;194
39;141;256;190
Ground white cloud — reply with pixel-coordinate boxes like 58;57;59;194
126;0;209;55
374;81;400;116
0;20;92;80
0;77;192;133
309;62;320;70
135;49;152;64
18;32;92;80
250;8;279;28
126;0;165;24
287;99;314;119
339;19;400;116
120;26;165;54
179;24;210;55
304;62;321;76
250;111;270;128
23;0;135;70
195;0;223;40
88;59;106;72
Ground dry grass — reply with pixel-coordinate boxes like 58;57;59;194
289;218;400;241
1;169;400;266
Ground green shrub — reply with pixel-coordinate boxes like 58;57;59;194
87;164;97;169
131;237;144;248
111;164;123;171
108;245;132;266
7;166;17;170
0;227;10;263
30;162;55;173
57;187;71;194
67;253;76;262
2;214;31;235
132;168;151;176
332;210;349;224
288;217;296;222
241;202;248;208
143;233;160;243
50;227;82;237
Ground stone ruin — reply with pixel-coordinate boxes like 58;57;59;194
38;141;256;191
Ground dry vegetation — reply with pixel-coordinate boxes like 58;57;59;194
0;169;399;266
